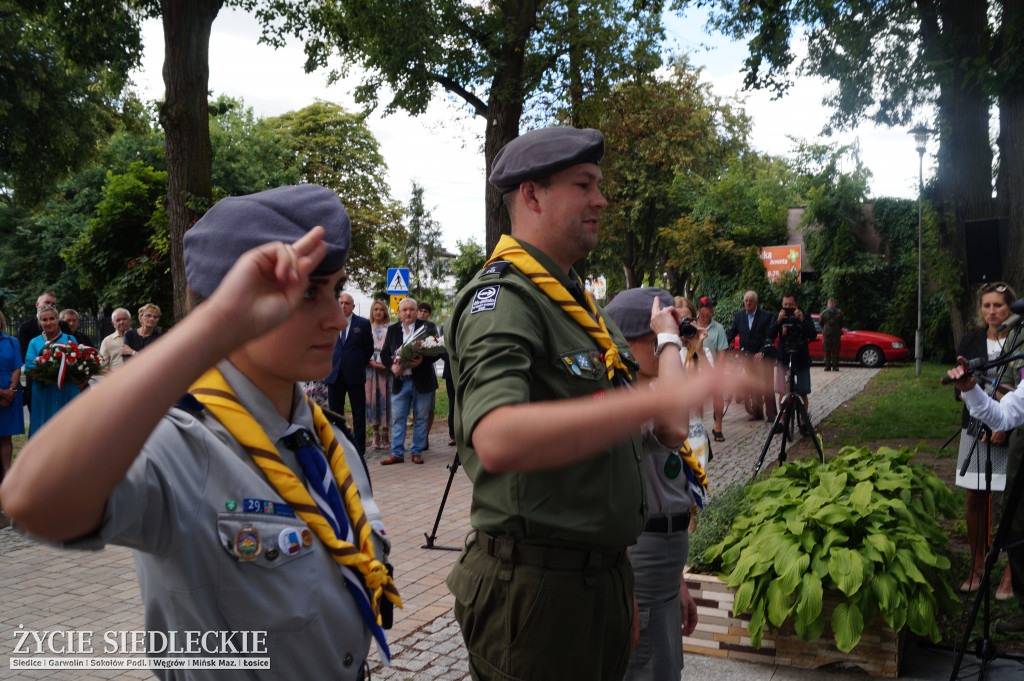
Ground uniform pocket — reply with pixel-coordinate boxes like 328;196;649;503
215;514;321;633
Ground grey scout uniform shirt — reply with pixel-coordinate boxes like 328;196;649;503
66;360;387;680
447;239;646;551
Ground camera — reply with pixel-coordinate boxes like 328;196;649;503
679;317;698;338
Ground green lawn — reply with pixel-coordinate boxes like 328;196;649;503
818;362;962;449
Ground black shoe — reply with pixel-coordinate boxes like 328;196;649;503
772;423;786;434
824;367;831;372
997;609;1024;634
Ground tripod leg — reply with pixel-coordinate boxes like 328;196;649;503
949;430;1024;679
794;397;824;463
422;452;463;551
752;405;787;477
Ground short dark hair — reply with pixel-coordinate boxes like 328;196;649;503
782;291;799;303
417;302;432;313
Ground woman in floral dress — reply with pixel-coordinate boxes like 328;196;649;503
365;299;392;449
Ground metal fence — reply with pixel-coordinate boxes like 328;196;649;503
7;316;111;347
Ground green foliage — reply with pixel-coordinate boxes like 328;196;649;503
687;481;750;574
62;161;171;315
209;96;300;196
399;183;450;314
738;248;771;300
703;446;960;652
265;100;405;287
452;239;486;292
1;0;144;205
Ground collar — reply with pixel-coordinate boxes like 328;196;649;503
512;238;580;290
217;360;313;444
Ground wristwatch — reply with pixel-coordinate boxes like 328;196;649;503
655;333;683;356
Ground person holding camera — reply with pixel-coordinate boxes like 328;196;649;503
766;292;818;435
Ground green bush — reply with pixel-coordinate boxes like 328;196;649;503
702;445;960;652
688;481;750;574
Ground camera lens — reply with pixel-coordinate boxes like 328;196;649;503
679;318;697;338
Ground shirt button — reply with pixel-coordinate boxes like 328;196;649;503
343;653;354;667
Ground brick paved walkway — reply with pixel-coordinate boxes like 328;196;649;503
0;365;878;679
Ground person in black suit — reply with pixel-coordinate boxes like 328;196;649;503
726;290;777;420
325;293;374;455
379;297;439;465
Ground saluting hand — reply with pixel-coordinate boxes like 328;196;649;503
207;226;329;343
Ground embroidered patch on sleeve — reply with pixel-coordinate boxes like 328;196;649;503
471;285;501;313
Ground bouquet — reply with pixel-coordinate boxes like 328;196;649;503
396;330;446;368
27;341;102;389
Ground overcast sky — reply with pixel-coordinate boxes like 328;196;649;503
131;7;935;254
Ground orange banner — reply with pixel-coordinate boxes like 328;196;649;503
758;245;802;282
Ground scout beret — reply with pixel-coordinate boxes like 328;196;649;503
605;287;675;339
184;184;350;299
489;127;604;192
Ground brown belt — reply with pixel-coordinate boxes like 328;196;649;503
474;531;624;570
644;512;690;534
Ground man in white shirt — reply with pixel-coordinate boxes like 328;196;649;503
99;308;132;372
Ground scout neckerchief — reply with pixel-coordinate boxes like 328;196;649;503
189;367;402;662
486;234;630;381
673;439;708;510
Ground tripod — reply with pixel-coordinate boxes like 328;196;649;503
421;449;464;551
950;329;1024;680
752;352;824;477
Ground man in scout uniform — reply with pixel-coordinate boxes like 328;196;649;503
445;127;729;680
2;185;400;680
819;297;845;371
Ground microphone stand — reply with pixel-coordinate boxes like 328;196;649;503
950;322;1024;679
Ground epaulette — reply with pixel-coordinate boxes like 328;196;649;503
477;260;511;278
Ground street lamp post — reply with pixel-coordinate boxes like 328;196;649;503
909;125;931;377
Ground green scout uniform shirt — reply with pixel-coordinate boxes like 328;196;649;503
819;308;845;337
446;239;646;551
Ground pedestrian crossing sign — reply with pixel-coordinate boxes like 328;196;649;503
387;268;410;294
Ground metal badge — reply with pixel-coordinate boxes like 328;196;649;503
664;452;682;480
233;523;262;562
278;528;303;556
301;529;314;547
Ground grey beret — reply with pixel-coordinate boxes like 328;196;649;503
489;127;604;192
605;287;675;339
184;185;350;299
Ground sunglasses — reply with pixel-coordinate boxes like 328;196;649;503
980;283;1008;294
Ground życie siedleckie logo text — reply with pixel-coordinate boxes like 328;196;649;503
11;626;268;655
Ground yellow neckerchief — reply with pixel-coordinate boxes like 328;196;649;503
190;367;401;621
678;438;709;492
486;234;630;380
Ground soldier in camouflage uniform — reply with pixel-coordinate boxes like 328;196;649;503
819;298;845;371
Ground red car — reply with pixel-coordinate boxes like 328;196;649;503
808;314;908;367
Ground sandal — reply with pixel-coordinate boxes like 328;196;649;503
712;430;725;442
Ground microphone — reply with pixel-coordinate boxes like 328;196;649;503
941;352;1024;384
998;314;1022;332
1010;298;1024;316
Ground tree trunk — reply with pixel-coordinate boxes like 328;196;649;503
159;0;223;321
930;0;994;346
996;0;1024;293
483;0;537;255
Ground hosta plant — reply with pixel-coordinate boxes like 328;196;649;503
703;446;959;653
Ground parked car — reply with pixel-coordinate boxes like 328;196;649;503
808;314;908;367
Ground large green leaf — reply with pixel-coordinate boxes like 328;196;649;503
870;573;899;614
831;601;865;653
828;547;865;596
864;533;896;563
818;471;849;498
849;480;874;511
733;580;755;617
766;579;791;627
794;572;824;625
